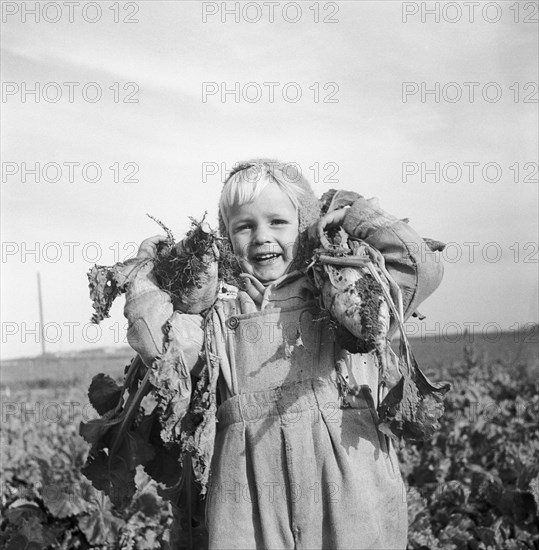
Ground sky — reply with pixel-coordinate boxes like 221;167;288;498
1;1;538;360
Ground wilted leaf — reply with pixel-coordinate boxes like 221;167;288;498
149;323;193;445
81;449;136;508
423;237;446;252
117;431;156;471
142;414;182;488
79;415;123;446
180;356;219;494
88;373;123;415
378;353;450;442
87;263;133;324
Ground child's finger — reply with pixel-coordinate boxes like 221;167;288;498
137;235;168;260
146;234;168;246
317;220;331;249
239;274;264;305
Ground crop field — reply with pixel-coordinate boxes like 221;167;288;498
1;332;538;549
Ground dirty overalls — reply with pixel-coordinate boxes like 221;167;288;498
205;274;408;550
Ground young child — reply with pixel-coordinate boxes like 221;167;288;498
124;159;443;550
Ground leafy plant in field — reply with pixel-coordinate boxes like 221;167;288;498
2;344;537;548
1;387;178;549
403;350;539;550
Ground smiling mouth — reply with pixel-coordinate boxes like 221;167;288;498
252;252;281;263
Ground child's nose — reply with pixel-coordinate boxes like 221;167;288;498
252;225;272;244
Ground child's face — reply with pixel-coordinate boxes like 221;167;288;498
227;181;299;283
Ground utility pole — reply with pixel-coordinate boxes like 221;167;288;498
37;272;46;356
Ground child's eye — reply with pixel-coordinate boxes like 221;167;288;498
271;219;288;226
235;223;252;232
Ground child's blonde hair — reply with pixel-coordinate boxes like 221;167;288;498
219;160;304;231
219;159;320;233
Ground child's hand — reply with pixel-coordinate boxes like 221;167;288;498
341;198;398;239
136;235;168;261
310;197;399;247
308;207;349;248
